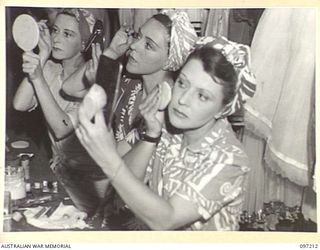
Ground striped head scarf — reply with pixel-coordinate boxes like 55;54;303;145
161;10;197;72
59;8;96;45
195;36;257;117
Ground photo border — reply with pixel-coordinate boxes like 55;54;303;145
0;0;319;244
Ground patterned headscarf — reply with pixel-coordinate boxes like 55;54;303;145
195;36;257;117
59;8;96;44
161;9;197;72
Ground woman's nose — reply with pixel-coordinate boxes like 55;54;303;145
129;37;142;51
52;33;60;43
178;90;192;105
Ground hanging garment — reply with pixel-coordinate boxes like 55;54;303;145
244;8;316;187
133;9;158;32
182;9;206;36
203;9;229;37
118;9;158;32
118;9;134;27
240;130;306;214
228;9;264;46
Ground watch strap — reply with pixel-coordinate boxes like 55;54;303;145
139;131;161;144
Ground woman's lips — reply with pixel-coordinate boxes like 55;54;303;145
52;47;62;52
128;54;137;64
172;107;188;118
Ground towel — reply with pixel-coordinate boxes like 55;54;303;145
23;202;89;230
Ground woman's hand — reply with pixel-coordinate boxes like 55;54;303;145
22;51;44;82
85;43;102;85
38;20;52;67
103;26;133;59
139;85;165;138
76;107;120;174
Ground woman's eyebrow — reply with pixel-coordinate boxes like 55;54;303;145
63;29;77;34
145;36;160;48
139;28;160;48
179;72;190;83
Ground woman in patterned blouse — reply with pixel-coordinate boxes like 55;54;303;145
61;10;197;228
105;10;197;155
76;36;256;230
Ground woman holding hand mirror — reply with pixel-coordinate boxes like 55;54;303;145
13;9;110;216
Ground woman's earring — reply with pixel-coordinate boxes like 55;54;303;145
214;112;222;120
81;41;86;52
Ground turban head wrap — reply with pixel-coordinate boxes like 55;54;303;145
195;36;257;117
59;8;96;45
161;10;197;72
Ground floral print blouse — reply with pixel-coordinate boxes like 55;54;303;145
146;118;250;231
113;76;144;144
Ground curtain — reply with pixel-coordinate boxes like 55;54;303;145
242;9;316;221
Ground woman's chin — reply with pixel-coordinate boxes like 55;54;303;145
52;52;64;61
168;114;187;130
126;63;139;74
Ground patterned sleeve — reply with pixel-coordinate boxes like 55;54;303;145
113;77;143;145
173;163;249;220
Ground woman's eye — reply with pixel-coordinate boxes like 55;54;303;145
51;27;58;34
145;42;153;50
64;32;72;38
177;80;186;88
134;32;141;40
198;93;209;102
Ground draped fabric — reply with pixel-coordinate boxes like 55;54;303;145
118;9;158;32
118;9;134;28
242;9;316;222
228;9;264;46
242;129;305;214
181;9;206;36
203;9;229;38
243;8;316;186
161;9;197;72
133;9;158;32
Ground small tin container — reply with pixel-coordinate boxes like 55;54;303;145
34;182;41;189
42;180;50;193
25;182;31;193
52;181;58;193
20;155;30;180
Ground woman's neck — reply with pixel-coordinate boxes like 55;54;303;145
62;53;85;79
182;118;217;149
142;69;172;95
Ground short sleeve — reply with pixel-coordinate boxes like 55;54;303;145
27;96;38;112
43;60;63;85
27;61;62;112
65;102;81;128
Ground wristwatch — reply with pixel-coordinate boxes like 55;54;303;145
139;131;162;144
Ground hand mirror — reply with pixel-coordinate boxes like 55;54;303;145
12;14;39;51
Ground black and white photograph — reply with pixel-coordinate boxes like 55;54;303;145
3;5;317;236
